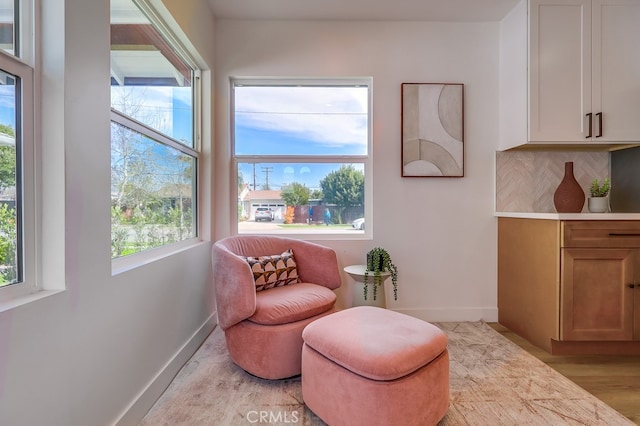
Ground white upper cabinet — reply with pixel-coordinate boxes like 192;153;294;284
499;0;640;149
592;0;640;142
529;0;590;142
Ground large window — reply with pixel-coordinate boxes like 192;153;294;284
233;79;371;236
110;0;199;259
0;0;36;300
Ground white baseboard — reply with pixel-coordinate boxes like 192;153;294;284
115;313;218;426
394;307;498;323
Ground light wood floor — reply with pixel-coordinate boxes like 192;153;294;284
489;323;640;425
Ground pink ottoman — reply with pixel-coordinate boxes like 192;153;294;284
301;306;449;426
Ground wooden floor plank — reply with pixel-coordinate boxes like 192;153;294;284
490;323;640;424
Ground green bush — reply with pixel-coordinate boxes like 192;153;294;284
0;204;17;284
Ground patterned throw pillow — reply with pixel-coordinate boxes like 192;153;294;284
244;249;301;292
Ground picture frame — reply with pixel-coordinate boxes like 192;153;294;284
401;83;464;177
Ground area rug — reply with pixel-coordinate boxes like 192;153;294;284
139;321;633;425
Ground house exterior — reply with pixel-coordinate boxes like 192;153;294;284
239;189;285;221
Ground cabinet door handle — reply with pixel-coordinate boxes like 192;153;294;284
628;284;636;289
596;112;603;138
609;233;640;237
586;113;592;138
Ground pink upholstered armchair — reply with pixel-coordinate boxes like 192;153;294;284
212;235;342;379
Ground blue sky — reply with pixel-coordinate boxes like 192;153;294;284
0;82;191;141
0;84;15;131
234;85;368;190
111;86;193;146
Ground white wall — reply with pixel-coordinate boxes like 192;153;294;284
0;1;216;425
214;20;500;321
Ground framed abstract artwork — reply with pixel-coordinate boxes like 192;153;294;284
401;83;464;177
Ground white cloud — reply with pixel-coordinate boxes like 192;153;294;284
0;85;15;109
235;86;368;148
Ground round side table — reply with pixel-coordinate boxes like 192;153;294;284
344;264;391;308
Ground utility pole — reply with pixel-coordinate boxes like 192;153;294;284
261;166;273;190
252;163;256;190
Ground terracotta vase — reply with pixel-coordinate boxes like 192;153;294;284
553;162;585;213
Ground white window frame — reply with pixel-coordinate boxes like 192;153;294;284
231;77;373;240
0;3;39;307
110;0;202;272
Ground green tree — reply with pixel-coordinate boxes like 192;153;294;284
111;120;156;212
280;182;310;207
0;124;16;191
237;170;247;220
310;189;323;200
0;203;17;284
0;124;14;135
0;124;17;283
238;170;246;191
320;165;364;223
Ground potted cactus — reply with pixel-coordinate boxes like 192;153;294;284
363;247;398;301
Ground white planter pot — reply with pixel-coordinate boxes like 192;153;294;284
588;196;609;213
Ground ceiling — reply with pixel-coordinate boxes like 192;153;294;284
207;0;520;22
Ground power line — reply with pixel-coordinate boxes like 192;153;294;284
235;110;366;116
261;166;273;190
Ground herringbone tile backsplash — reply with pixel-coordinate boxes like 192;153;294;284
496;151;609;212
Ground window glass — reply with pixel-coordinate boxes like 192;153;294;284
0;67;19;286
237;162;365;234
233;80;370;236
0;0;15;56
110;123;195;258
110;0;193;147
110;0;198;259
234;85;368;156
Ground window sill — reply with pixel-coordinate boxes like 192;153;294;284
112;238;208;276
0;289;65;314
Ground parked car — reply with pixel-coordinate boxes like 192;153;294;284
255;207;273;222
352;217;365;230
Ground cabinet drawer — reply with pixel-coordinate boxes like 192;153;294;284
563;221;640;248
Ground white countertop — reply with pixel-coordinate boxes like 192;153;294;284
495;212;640;220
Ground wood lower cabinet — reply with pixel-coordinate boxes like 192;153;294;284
498;218;640;354
562;248;635;341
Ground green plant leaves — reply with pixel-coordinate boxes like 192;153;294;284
590;178;610;198
363;247;398;301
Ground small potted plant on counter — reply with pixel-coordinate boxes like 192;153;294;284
588;178;610;213
363;247;398;301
